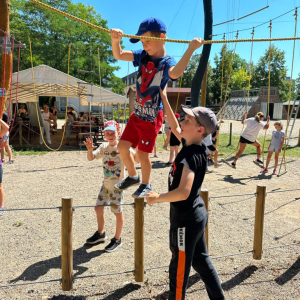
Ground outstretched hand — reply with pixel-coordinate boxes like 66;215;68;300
146;191;160;206
83;138;97;150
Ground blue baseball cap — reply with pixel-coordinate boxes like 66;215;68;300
130;17;167;43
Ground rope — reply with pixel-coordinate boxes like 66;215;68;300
278;8;298;175
1;34;7;116
261;21;272;166
223;28;255;160
27;0;300;44
216;32;239;149
29;39;70;151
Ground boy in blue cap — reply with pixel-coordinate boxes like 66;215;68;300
110;17;204;198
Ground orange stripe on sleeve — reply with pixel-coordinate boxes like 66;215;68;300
175;250;186;300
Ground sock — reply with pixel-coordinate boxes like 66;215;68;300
129;175;139;180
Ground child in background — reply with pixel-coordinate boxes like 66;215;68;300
111;17;204;198
146;88;225;300
65;112;74;146
203;133;223;168
165;113;181;166
84;121;139;252
0;119;10;216
261;121;285;175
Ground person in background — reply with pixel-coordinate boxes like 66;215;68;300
163;115;171;151
165;113;181;166
0;110;13;164
18;105;28;119
65;112;74;146
40;105;53;145
0;119;10;216
51;105;58;129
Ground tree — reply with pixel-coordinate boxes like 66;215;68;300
231;67;250;90
9;0;125;94
251;45;288;102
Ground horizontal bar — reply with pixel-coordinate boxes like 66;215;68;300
213;19;235;27
210;193;256;199
237;6;269;21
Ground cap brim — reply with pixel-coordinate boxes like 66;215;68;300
103;126;117;132
129;38;140;43
181;105;195;118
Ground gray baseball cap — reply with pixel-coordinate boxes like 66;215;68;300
181;105;218;134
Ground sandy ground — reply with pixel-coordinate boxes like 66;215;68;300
0;148;299;299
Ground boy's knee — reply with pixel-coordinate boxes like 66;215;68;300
118;141;130;153
94;206;104;214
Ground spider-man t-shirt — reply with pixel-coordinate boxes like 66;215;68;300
132;50;176;122
168;138;207;228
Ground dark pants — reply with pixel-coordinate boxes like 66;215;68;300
169;215;225;300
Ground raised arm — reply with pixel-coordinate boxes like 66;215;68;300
110;29;134;61
263;116;270;130
241;111;248;124
168;38;204;79
160;88;182;141
83;138;97;161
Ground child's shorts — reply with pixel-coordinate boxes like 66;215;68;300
0;131;9;143
96;184;124;213
120;111;163;153
66;129;72;138
269;144;281;152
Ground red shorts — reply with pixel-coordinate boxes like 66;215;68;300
120;111;163;153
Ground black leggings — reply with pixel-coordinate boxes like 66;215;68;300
169;215;225;300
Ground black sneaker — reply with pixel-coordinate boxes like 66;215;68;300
165;162;172;166
132;183;152;199
114;175;140;191
105;237;122;252
86;231;107;244
256;159;263;164
231;162;236;169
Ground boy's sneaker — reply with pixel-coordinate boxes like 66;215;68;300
214;162;223;168
0;208;4;216
153;154;158;158
256;159;263;164
7;160;14;164
114;175;140;191
105;237;122;253
165;161;172;166
132;183;152;198
273;169;277;175
260;168;268;173
231;162;236;169
162;146;169;151
86;231;107;244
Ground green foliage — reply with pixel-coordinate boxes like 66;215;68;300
231;67;250;91
10;0;125;94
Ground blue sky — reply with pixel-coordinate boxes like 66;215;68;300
75;0;300;80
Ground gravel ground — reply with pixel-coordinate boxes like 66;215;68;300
0;149;299;300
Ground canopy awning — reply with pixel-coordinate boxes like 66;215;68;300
7;65;127;105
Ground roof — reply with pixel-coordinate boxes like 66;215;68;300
8;65;127;105
282;100;300;105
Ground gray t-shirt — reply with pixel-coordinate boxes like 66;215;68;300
66;117;74;130
270;130;285;148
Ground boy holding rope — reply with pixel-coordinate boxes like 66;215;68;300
110;17;203;198
146;88;225;300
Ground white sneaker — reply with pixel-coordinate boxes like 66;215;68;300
162;146;169;151
214;162;223;168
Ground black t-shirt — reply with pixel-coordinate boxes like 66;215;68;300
168;138;207;228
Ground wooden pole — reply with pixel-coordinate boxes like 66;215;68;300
200;190;209;252
0;0;12;117
200;67;208;107
253;185;266;260
61;197;73;291
298;129;300;146
18;119;22;147
229;122;232;146
134;197;144;282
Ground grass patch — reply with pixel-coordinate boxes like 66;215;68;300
12;146;48;156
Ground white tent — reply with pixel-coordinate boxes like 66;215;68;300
8;65;127;105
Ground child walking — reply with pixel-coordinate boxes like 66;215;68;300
65;111;74;146
261;121;285;175
84;121;138;252
146;88;225;300
110;17;204;198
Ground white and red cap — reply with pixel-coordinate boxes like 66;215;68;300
103;120;120;132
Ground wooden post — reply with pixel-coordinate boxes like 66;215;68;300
200;190;209;252
61;197;73;291
253;185;266;260
298;129;300;146
18;119;22;147
200;67;208;107
134;197;144;282
229;122;232;146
